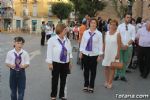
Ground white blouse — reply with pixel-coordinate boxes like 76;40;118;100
80;29;103;56
46;35;73;64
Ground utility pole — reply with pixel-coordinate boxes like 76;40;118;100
127;0;133;15
141;0;144;18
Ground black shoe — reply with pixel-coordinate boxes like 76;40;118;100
114;76;119;81
141;74;147;79
128;65;132;69
126;69;132;73
120;77;127;82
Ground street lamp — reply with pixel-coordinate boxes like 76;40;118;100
127;0;133;15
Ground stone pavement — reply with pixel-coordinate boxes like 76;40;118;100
0;33;150;100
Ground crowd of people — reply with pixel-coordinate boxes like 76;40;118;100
5;13;150;100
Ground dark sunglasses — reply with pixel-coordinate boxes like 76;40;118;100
126;25;128;31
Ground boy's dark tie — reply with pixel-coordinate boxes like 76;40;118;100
14;52;23;71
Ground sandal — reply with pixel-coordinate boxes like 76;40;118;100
83;87;88;92
104;82;108;88
51;97;56;100
107;84;112;89
60;97;67;100
88;88;94;93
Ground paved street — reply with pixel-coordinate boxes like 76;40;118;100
0;33;150;100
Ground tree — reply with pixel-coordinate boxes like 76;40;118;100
52;2;72;22
71;0;106;21
69;0;80;20
112;0;128;19
112;0;135;20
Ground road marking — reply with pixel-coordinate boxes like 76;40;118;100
29;50;41;60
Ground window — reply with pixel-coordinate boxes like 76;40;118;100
32;20;37;31
16;20;21;28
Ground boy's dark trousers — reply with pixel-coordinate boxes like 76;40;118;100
82;54;98;89
41;31;45;45
10;69;26;100
51;62;69;98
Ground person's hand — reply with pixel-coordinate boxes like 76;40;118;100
20;64;29;69
121;45;128;50
48;64;53;70
115;53;120;60
10;64;16;69
69;58;73;69
97;55;103;62
79;52;83;59
20;64;25;69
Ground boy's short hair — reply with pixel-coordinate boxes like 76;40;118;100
14;37;25;43
124;13;132;18
89;17;98;26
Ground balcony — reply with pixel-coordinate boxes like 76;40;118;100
20;0;27;4
22;13;30;20
21;8;30;20
2;12;13;19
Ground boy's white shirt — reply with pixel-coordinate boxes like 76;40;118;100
5;48;30;65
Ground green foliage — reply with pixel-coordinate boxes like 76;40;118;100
71;0;106;21
52;2;72;21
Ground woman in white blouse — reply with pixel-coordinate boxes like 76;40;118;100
46;23;72;100
79;18;103;93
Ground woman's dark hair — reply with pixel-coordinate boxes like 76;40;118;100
136;17;142;24
14;37;25;43
107;18;111;24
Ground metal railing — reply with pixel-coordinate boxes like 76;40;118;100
1;12;13;19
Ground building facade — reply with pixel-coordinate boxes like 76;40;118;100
1;0;70;33
13;0;70;34
0;0;2;31
0;0;14;31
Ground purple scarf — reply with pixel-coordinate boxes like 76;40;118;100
58;39;67;62
85;32;95;51
14;52;23;71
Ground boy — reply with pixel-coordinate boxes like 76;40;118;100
5;37;30;100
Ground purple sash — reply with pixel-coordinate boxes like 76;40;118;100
85;32;95;51
58;39;67;62
14;52;23;71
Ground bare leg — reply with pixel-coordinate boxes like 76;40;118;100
108;67;115;88
104;67;109;87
